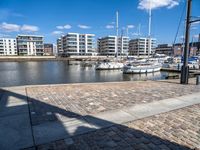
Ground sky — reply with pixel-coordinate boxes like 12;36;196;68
0;0;200;44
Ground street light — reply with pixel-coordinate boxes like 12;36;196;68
180;0;200;84
180;0;192;84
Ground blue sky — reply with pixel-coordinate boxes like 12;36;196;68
0;0;199;44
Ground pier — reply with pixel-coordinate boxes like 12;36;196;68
1;78;200;149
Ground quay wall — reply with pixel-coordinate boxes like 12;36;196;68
0;56;113;62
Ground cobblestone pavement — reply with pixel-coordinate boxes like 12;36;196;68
27;104;200;150
26;80;200;125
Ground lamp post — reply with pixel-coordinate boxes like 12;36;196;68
180;0;192;84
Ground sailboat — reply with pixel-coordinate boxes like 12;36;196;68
95;11;124;70
123;2;162;74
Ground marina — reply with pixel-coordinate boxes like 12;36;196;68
0;60;179;87
0;0;200;149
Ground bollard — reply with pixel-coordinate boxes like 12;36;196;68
196;75;200;85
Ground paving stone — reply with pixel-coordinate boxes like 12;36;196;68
8;79;200;149
26;80;200;125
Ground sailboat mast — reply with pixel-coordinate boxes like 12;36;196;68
116;11;119;37
148;4;152;56
126;27;129;37
148;8;151;37
116;11;119;57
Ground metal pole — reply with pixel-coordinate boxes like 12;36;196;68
148;4;152;57
126;27;129;37
180;0;192;84
116;11;119;37
116;11;119;57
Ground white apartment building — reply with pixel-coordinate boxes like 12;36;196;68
0;38;17;55
98;36;129;56
16;35;44;56
129;37;156;56
57;37;63;55
58;33;96;56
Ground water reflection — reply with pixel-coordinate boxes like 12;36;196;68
0;61;170;87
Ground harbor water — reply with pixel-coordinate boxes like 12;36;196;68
0;61;173;87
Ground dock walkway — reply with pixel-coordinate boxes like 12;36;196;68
0;79;200;149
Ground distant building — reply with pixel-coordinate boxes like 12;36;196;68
98;36;129;56
155;44;173;56
173;42;199;56
173;43;183;56
57;37;63;55
53;44;57;56
58;33;96;56
190;42;200;55
129;37;156;56
0;38;17;55
16;35;44;56
44;43;53;56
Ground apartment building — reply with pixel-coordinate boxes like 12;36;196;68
98;36;129;56
57;37;63;55
155;44;173;56
0;38;17;55
173;43;199;56
16;35;44;56
57;33;96;56
129;37;156;56
44;43;53;56
53;44;57;56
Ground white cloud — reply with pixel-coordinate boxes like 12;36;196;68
63;24;71;29
0;22;39;32
193;34;199;38
0;9;24;20
191;26;198;30
132;32;140;36
127;25;135;28
21;25;39;32
12;13;24;18
78;24;91;29
0;22;20;32
52;31;64;35
56;26;64;29
0;33;10;37
138;0;179;10
56;24;71;30
106;25;114;29
180;35;184;39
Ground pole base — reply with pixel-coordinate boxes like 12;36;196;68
180;66;189;84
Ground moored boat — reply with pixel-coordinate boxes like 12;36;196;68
123;61;161;74
95;61;124;70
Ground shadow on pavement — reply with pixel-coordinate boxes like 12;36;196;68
0;88;193;150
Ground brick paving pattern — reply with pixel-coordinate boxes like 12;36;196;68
28;104;200;150
27;80;200;125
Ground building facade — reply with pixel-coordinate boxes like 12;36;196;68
57;37;63;55
53;44;57;56
155;44;173;56
16;35;44;56
98;36;129;56
58;33;96;56
173;42;199;56
129;37;156;56
44;43;53;56
0;38;17;55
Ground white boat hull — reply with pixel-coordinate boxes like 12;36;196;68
96;62;124;70
123;65;161;74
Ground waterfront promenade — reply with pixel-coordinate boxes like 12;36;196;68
0;79;200;149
